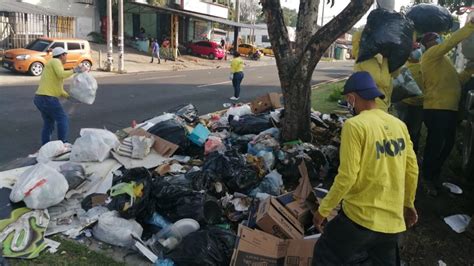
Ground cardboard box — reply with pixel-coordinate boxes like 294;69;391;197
128;128;179;158
256;197;305;239
230;225;316;266
276;162;314;225
250;93;283;114
277;192;312;225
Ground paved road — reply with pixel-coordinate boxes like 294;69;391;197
0;61;353;164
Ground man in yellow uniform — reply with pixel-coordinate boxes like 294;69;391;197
312;72;419;265
352;31;398;112
395;43;424;154
34;47;85;145
420;17;474;195
230;52;244;101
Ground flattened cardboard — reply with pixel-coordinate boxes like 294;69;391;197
128;128;178;158
230;225;316;266
293;162;313;202
250;93;283;114
256;197;304;239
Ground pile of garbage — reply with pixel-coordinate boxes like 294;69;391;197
0;93;346;265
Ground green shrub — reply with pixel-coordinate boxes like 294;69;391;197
87;32;105;44
327;83;344;102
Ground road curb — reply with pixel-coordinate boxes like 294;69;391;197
311;76;349;90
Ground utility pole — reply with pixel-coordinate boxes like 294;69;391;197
118;0;125;73
233;0;240;51
321;0;325;26
106;0;113;71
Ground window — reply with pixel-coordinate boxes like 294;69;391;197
50;42;65;49
262;35;270;42
67;42;82;50
197;42;212;47
26;39;52;52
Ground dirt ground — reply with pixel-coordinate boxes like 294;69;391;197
400;132;474;265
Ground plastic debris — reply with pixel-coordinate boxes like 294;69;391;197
444;214;471;233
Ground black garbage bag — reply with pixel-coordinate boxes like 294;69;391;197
168;104;198;123
407;4;453;34
107;167;153;219
152;180;222;224
229;115;272;135
147;118;190;154
202;150;260;193
166;227;237;266
357;8;414;73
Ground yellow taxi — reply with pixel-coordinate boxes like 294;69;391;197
261;46;274;56
237;44;258;56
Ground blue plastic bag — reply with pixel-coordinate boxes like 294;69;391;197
188;124;210;147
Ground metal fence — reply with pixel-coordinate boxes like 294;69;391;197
0;12;75;50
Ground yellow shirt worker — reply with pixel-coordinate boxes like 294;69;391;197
313;72;419;265
419;18;474;196
229;52;244;101
33;47;85;146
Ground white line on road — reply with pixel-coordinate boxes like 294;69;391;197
139;75;186;81
197;81;232;87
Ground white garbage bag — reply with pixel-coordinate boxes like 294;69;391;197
37;140;72;163
80;128;120;150
70;134;111;162
92;211;143;247
10;163;69;209
391;66;423;103
67;72;98;105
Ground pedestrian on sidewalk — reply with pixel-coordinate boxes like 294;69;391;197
395;42;424;154
162;37;170;62
312;72;419;265
34;47;86;145
420;17;474;196
230;52;244;101
150;39;161;64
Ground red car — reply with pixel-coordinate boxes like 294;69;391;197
186;41;225;60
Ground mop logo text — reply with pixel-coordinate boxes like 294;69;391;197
375;138;406;159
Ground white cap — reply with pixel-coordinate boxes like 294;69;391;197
52;47;67;57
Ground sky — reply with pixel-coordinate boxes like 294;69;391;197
280;0;415;26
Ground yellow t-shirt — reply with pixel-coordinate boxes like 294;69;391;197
421;22;474;111
318;109;419;234
230;57;244;73
402;61;424;106
36;58;73;98
354;56;394;112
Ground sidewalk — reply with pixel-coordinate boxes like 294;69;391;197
0;43;276;85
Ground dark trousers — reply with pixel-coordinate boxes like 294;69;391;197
395;102;423;154
422;109;458;182
33;95;69;145
232;71;244;98
313;212;400;265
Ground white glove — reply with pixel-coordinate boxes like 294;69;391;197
229;73;233;80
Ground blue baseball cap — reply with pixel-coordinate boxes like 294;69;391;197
343;72;385;100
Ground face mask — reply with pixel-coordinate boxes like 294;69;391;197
410;49;422;61
435;36;443;44
347;97;357;116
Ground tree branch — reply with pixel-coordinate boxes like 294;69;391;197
295;0;321;57
260;0;293;75
304;0;374;71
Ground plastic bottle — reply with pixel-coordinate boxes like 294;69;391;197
146;213;171;229
151;218;200;251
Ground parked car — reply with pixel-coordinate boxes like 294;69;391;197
261;46;274;56
237;44;258;56
2;37;93;76
186;41;225;60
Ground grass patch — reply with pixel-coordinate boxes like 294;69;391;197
311;81;345;113
8;236;124;266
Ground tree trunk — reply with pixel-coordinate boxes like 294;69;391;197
280;73;312;141
261;0;374;142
